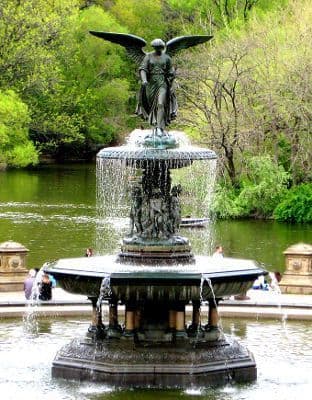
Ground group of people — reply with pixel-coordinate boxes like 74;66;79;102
211;245;282;293
23;268;56;301
23;247;94;301
252;271;282;292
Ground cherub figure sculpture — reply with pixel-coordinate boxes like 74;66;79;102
89;32;212;135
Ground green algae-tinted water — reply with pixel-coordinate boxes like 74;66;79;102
0;164;311;271
0;317;310;399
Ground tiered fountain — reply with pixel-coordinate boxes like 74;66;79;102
43;31;266;388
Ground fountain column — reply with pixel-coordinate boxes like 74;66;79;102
175;304;187;339
107;302;121;338
187;300;200;335
208;300;219;327
88;296;105;338
124;303;136;337
168;309;176;332
204;299;222;341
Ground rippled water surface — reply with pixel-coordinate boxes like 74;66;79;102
0;164;311;271
0;317;310;400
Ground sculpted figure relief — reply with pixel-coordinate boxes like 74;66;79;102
129;185;143;236
169;184;182;234
89;32;212;134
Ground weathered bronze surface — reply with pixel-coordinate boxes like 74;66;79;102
42;28;267;388
89;32;212;136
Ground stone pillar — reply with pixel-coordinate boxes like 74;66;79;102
207;300;219;329
124;305;135;337
0;241;29;292
279;243;312;294
176;311;185;331
175;304;187;338
168;309;176;331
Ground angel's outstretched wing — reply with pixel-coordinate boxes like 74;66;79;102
89;31;146;64
166;35;213;58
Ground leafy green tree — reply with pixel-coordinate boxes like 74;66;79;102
274;184;312;223
178;0;311;190
0;90;38;167
31;5;131;157
0;0;83;155
211;156;289;219
0;1;133;158
110;0;165;41
164;0;287;35
0;0;78;94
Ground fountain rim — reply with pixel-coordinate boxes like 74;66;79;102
43;255;267;282
96;146;217;161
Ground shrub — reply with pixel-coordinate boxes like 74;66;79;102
274;184;312;223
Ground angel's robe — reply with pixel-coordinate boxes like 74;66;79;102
136;51;177;129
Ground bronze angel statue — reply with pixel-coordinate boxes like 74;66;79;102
89;32;213;135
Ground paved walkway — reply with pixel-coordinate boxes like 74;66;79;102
0;288;311;320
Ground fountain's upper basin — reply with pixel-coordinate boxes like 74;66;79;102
97;129;217;168
43;255;266;301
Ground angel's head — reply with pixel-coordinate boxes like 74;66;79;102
151;38;165;54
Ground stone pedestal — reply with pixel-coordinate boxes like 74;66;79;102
0;241;29;292
279;243;312;294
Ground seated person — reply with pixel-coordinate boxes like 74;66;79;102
252;275;269;290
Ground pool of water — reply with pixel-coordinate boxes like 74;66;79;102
0;164;311;272
0;316;310;400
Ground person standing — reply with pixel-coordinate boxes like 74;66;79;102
23;269;36;300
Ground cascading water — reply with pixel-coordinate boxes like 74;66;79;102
44;127;266;388
96;130;218;256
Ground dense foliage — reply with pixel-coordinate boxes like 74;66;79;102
274;184;312;223
0;90;38;167
0;0;310;222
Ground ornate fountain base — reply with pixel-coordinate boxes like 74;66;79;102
120;235;194;263
44;255;265;388
52;336;256;387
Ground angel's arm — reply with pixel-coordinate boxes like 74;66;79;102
138;54;150;85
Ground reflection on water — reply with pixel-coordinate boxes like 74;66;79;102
0;318;310;400
0;164;311;269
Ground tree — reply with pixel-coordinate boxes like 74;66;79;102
110;0;165;41
177;0;311;188
0;1;133;158
274;184;312;223
30;5;132;157
0;90;38;167
179;37;256;187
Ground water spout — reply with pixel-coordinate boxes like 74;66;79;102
96;275;112;312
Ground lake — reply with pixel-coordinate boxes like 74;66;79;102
0;164;311;272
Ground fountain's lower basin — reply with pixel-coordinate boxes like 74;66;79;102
43;255;264;387
52;335;256;387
